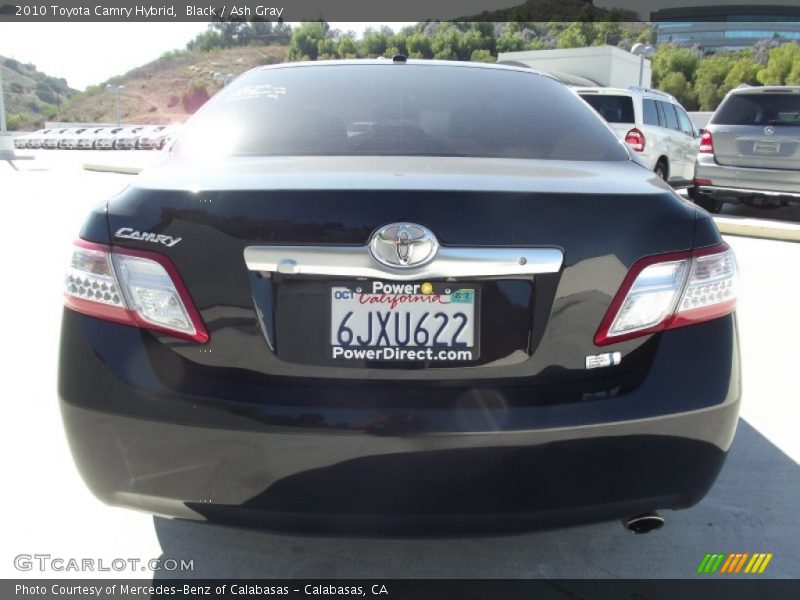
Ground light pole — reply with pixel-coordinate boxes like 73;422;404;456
631;43;656;87
105;84;126;124
213;72;236;86
0;66;6;132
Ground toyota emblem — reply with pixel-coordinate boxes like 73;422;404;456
369;223;439;268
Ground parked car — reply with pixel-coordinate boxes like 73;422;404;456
115;126;145;150
137;125;180;150
94;127;125;150
22;129;51;149
692;85;800;213
43;128;70;149
13;132;31;149
60;60;739;534
77;128;106;150
575;86;700;187
59;128;88;150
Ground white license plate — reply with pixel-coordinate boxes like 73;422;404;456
330;281;479;362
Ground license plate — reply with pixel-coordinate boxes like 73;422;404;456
754;141;780;154
330;281;479;362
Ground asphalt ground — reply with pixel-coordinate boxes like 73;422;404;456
1;151;798;579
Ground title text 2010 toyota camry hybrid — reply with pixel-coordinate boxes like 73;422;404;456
58;59;740;534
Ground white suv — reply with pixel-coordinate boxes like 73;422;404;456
575;86;700;187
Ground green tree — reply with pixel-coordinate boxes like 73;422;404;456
757;43;800;85
694;54;735;110
724;55;760;89
458;28;488;60
470;49;495;63
407;32;433;58
651;44;700;88
496;31;525;52
360;28;389;57
658;72;696;110
431;25;461;59
317;38;339;59
287;21;328;61
337;34;358;58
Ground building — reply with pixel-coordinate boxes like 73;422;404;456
498;46;652;88
652;5;800;52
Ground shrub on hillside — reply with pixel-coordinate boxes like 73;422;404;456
181;80;210;113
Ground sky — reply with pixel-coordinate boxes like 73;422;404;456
0;22;416;90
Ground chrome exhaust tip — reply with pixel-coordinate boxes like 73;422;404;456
623;512;665;534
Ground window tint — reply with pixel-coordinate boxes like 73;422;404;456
675;106;695;136
642;99;660;126
174;65;627;161
578;94;635;124
659;101;680;130
712;93;800;126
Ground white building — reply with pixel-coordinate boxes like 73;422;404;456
498;46;652;88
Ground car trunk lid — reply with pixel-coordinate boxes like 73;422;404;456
103;157;700;384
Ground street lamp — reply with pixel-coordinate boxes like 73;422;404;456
631;43;656;87
105;84;126;125
213;72;236;86
0;66;7;132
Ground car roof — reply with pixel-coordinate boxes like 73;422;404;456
574;86;679;102
728;85;800;95
249;58;559;83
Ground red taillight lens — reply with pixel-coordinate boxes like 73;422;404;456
594;243;737;346
624;128;645;152
699;131;714;154
64;239;208;343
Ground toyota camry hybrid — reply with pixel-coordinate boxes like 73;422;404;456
58;59;740;534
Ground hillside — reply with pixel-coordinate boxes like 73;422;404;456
1;56;77;129
5;45;287;131
461;0;639;21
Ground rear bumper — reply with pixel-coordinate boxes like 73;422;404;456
58;309;741;533
695;155;800;201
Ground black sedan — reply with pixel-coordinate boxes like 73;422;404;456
59;59;740;534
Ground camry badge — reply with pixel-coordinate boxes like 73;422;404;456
764;126;775;136
115;227;182;247
369;222;439;268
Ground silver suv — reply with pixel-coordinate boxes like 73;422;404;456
693;85;800;213
576;86;699;187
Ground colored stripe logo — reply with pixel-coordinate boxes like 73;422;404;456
697;553;773;574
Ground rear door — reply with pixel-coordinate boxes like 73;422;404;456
710;90;800;170
673;103;699;182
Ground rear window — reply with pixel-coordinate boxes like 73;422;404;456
174;64;627;161
578;94;635;124
712;93;800;126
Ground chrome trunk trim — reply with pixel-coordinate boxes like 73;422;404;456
244;245;563;281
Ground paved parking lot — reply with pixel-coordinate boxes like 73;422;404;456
1;153;798;579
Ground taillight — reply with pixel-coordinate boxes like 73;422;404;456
64;239;208;343
594;243;737;346
699;131;714;154
624;128;645;152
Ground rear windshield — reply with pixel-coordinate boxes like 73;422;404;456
173;64;627;161
712;93;800;126
578;94;635;124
